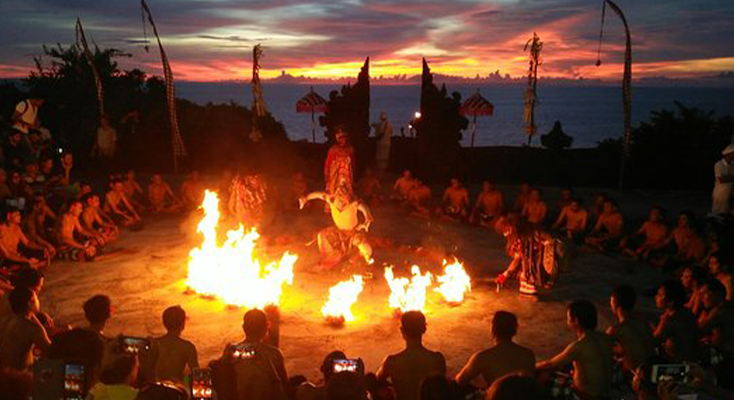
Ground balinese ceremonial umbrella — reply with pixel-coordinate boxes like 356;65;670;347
460;90;495;148
296;87;328;143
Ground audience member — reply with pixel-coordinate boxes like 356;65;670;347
393;170;416;202
521;188;547;226
54;199;101;261
358;168;382;207
456;311;535;387
376;311;446;400
653;280;700;362
296;350;349;400
622;207;669;262
88;354;139;400
420;374;461;400
536;300;613;400
708;252;733;301
585;199;624;252
552;198;588;243
470;181;504;228
0;169;11;199
151;305;199;383
148;174;181;213
83;294;113;341
326;371;368;400
440;178;469;222
606;285;654;372
697;279;734;387
407;179;432;218
0;287;51;370
680;266;706;316
486;374;547;400
0;207;52;268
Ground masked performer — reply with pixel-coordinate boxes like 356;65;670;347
300;184;374;269
324;128;354;196
228;174;267;229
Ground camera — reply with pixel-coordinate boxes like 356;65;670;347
229;343;257;360
192;367;214;399
651;364;689;384
332;359;360;373
118;336;151;355
33;359;86;400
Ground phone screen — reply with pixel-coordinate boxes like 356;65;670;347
192;368;213;399
63;363;85;400
651;364;689;384
231;343;256;360
333;359;359;373
119;336;151;354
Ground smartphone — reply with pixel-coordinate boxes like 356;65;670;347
332;359;360;373
230;343;256;360
63;363;85;400
651;364;689;384
118;336;151;354
192;368;214;400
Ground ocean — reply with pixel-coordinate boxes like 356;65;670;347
175;82;734;148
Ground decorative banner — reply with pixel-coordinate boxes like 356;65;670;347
460;90;494;148
75;18;105;119
250;44;267;142
523;33;542;145
140;0;187;168
296;87;328;143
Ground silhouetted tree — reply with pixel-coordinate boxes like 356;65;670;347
415;58;468;181
541;121;573;150
319;58;371;175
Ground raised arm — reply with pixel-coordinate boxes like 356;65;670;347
356;202;374;232
536;342;577;371
299;191;326;209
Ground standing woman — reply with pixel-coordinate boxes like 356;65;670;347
324;127;354;196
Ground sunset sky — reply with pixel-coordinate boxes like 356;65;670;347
1;0;733;81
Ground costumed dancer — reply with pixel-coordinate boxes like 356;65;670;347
299;184;374;270
495;216;560;296
228;174;267;229
324;128;354;196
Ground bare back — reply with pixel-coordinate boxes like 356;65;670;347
379;347;446;400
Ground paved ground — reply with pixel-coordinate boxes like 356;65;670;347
39;183;711;382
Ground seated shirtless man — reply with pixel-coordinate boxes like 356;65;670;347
123;170;145;212
407;180;432;218
553;198;588;243
358;168;382;207
622;206;669;261
521;188;547;226
55;199;101;261
440;178;469;222
470;181;504;228
536;300;614;400
148;174;182;213
81;193;118;243
104;180;142;226
23;195;56;253
299;185;374;269
585;199;624;252
0;207;53;269
393;170;416;203
180;171;204;210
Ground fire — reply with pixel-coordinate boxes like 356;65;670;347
321;275;365;323
384;266;433;313
435;259;472;303
186;190;297;308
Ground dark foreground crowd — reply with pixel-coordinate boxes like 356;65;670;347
0;268;732;400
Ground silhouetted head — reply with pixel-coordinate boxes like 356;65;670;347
400;311;427;340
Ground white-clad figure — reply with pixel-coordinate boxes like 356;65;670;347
712;144;734;216
372;112;393;171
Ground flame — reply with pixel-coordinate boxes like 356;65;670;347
384;265;433;313
435;259;472;303
321;275;365;322
186;190;297;308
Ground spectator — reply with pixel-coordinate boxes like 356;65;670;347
420;374;460;400
0;169;11;199
11;98;44;136
358;167;382;207
94;116;117;159
622;207;669;262
536;300;614;400
0;287;51;370
83;294;113;341
456;311;535;387
521;188;547;226
54;199;101;262
585;199;624;252
407;179;432;218
23;194;57;254
708;252;733;301
680;266;706;316
3;131;28;170
663;212;706;264
135;381;189;400
0;268;44;335
48;328;105;390
296;350;348;400
552;197;588;243
606;285;654;372
486;374;547;400
470;181;504;228
697;279;734;388
653;280;700;362
58;152;76;187
326;371;367;400
0;206;53;268
223;308;288;400
88;354;139;400
151;306;198;383
0;367;33;400
376;311;446;400
8;170;33;204
631;356;667;400
393;170;416;202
